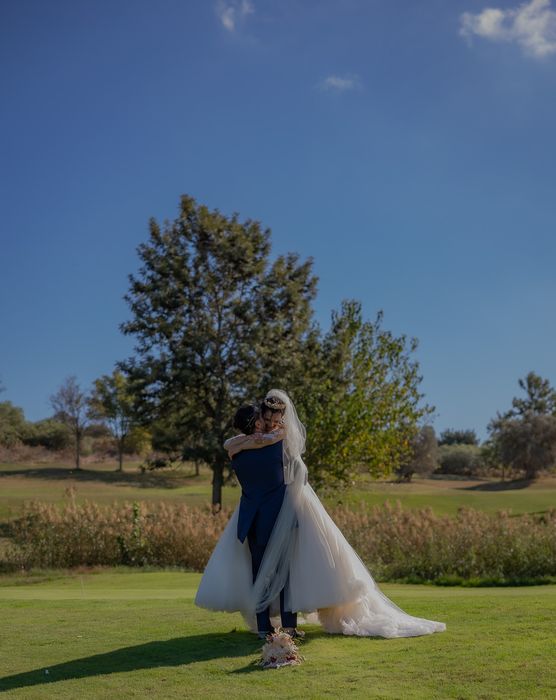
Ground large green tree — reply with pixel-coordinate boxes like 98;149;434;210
120;195;317;506
297;300;434;486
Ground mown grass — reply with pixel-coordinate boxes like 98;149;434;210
0;462;239;522
0;570;554;699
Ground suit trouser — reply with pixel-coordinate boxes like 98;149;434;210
247;507;297;633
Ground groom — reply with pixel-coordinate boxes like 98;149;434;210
229;399;298;638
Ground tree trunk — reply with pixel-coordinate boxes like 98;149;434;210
524;463;537;480
195;460;200;477
118;442;124;472
75;433;81;470
211;463;224;512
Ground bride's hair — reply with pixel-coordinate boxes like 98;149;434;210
232;404;260;435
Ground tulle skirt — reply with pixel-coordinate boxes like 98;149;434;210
195;481;447;639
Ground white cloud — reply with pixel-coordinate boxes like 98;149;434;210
460;0;556;58
319;74;361;92
216;0;254;33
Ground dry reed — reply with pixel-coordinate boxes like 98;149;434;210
4;498;555;583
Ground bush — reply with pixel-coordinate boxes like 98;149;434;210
436;444;483;476
22;419;71;451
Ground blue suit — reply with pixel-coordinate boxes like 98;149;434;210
233;440;286;545
232;440;296;632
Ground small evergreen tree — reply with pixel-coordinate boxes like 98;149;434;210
488;372;556;479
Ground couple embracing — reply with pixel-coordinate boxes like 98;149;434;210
195;389;446;639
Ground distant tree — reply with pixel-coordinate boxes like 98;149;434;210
124;426;151;457
488;372;556;479
488;414;556;480
89;370;137;472
50;376;89;470
438;429;479;446
120;195;317;506
299;301;435;486
0;401;27;447
396;425;438;482
503;371;556;418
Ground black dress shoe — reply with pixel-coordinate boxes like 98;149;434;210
283;627;305;639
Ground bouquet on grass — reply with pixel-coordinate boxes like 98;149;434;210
258;628;304;669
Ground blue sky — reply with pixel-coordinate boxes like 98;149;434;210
1;0;555;440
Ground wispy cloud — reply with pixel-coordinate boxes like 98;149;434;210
216;0;254;33
318;74;362;92
460;0;556;58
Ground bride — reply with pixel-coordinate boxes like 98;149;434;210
195;389;447;638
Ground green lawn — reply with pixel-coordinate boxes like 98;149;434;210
0;570;554;699
1;461;555;523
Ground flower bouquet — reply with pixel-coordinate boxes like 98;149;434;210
258;628;304;669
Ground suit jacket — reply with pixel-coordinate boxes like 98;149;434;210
231;440;285;544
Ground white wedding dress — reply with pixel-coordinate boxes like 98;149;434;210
195;390;446;639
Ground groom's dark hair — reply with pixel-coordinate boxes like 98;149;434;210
233;404;260;435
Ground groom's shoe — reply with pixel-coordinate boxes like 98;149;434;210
257;630;272;640
283;627;305;639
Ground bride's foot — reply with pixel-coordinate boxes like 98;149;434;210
283;627;305;639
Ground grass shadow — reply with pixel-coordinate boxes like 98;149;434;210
0;630;267;691
0;466;192;490
457;479;536;492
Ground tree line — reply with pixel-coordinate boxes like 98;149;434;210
2;196;556;501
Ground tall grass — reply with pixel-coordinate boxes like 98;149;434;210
4;498;555;584
333;500;556;584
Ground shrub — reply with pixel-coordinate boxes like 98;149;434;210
436;444;483;476
22;419;71;450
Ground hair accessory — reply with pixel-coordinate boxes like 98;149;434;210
263;396;286;412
